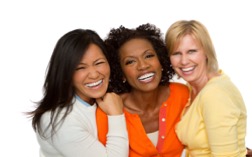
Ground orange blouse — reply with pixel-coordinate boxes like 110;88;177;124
96;82;189;157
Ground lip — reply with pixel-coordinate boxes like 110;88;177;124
181;66;194;72
85;79;103;88
179;66;195;75
137;72;155;83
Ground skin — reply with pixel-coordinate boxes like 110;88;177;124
73;43;123;115
247;148;252;156
119;38;170;133
73;43;110;103
170;34;219;100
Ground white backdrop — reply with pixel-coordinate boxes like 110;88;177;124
0;0;251;156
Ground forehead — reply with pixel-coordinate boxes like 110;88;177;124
119;38;154;56
175;34;200;48
81;44;105;61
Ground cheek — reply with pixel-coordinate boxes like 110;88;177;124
122;67;134;80
194;55;207;65
155;61;162;69
73;72;84;84
103;64;111;76
170;56;178;65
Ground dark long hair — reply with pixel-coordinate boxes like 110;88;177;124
27;29;109;137
105;23;175;94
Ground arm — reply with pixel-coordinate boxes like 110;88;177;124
40;95;128;157
201;87;246;156
95;92;129;156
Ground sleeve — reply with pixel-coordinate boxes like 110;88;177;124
106;114;129;156
201;87;241;156
41;112;128;157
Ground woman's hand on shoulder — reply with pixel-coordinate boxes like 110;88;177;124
96;92;124;115
247;147;252;157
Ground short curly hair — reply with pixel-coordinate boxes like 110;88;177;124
105;23;175;94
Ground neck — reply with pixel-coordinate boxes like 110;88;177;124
123;85;169;112
189;72;219;101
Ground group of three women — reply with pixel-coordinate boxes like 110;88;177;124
28;20;248;156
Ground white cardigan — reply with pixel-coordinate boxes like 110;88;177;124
36;97;128;157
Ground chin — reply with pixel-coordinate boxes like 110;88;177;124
93;91;106;98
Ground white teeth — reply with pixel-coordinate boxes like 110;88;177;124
86;80;102;87
138;73;154;80
181;67;194;72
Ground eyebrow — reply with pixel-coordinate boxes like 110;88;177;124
121;48;155;59
78;58;106;65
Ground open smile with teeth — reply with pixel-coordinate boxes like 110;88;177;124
138;73;154;81
85;79;103;87
181;66;195;72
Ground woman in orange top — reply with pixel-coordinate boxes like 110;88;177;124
97;23;189;157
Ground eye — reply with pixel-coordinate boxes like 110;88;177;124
171;51;181;56
95;61;105;65
145;54;155;59
125;59;135;65
188;49;197;54
75;66;86;71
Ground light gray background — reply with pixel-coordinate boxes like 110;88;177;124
0;0;251;156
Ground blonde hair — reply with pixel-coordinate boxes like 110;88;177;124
165;20;218;73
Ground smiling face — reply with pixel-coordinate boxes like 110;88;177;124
119;38;162;92
73;43;110;103
170;34;208;85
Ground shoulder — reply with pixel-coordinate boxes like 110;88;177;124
169;82;189;94
201;74;236;98
199;76;245;112
168;82;190;106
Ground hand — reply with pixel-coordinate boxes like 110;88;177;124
247;147;252;157
96;92;124;115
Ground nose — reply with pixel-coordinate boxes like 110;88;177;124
137;59;150;70
88;67;99;79
180;54;189;65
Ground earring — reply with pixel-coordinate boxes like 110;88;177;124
177;74;181;79
123;78;126;83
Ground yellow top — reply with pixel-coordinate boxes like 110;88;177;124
176;71;247;157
